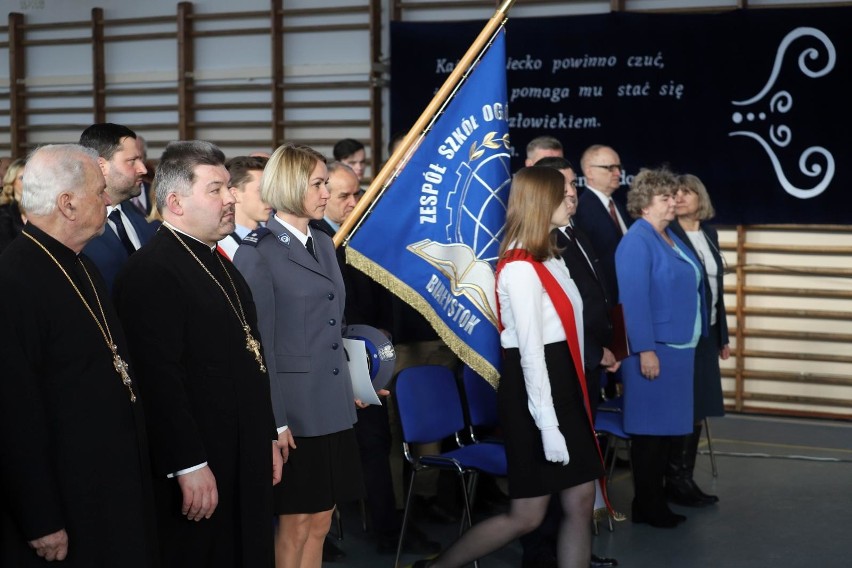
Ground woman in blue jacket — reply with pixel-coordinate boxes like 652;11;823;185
615;168;707;528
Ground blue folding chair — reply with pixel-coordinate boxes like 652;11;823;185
394;365;506;568
591;398;629;534
594;399;631;482
461;365;502;443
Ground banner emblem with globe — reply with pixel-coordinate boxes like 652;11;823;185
347;30;510;384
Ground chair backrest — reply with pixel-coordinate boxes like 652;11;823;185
395;365;466;445
462;365;499;429
595;409;629;439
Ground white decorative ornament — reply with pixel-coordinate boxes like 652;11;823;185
729;27;836;200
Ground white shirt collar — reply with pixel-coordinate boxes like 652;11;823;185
274;213;312;246
584;185;611;208
106;202;123;216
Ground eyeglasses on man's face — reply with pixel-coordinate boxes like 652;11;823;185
590;164;622;173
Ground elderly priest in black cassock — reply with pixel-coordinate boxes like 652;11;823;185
114;140;282;567
0;144;158;566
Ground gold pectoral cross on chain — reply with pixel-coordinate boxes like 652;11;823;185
244;326;267;373
111;344;137;403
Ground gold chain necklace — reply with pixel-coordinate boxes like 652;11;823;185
23;232;137;403
164;225;267;373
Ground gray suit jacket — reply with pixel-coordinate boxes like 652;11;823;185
233;216;357;437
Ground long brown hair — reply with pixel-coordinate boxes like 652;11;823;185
498;166;565;262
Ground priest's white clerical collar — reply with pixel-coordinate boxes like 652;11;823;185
163;221;217;252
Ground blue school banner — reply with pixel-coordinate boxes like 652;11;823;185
348;31;510;384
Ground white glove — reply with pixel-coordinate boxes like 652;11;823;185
540;426;570;465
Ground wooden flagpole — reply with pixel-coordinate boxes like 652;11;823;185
333;0;516;248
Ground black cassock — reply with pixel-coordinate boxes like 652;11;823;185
0;224;158;567
114;227;276;568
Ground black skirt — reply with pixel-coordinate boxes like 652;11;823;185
499;342;603;499
693;322;726;420
273;428;365;514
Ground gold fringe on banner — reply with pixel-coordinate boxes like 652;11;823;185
347;246;501;388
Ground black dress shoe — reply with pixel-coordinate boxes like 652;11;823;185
591;553;619;567
631;501;685;529
322;538;345;562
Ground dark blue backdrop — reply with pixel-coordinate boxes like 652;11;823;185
390;7;850;224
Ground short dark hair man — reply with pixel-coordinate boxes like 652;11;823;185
524;135;563;167
217;155;270;260
0;144;157;566
114;140;281;567
79;122;156;291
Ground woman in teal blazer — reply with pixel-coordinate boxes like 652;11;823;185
615;168;707;528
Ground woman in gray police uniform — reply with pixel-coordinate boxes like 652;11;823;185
234;144;364;568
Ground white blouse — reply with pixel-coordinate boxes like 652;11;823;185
685;229;719;326
497;255;584;431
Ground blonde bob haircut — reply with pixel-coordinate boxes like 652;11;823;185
261;144;326;217
678;173;716;221
498;166;565;262
626;167;678;219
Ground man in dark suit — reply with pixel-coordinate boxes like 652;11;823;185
539;157;620;394
114;140;281;567
0;144;158;567
80;123;156;292
130;134;154;216
573;144;630;304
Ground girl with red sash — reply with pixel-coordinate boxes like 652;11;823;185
414;167;603;568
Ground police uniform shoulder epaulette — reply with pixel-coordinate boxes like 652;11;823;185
241;227;272;247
